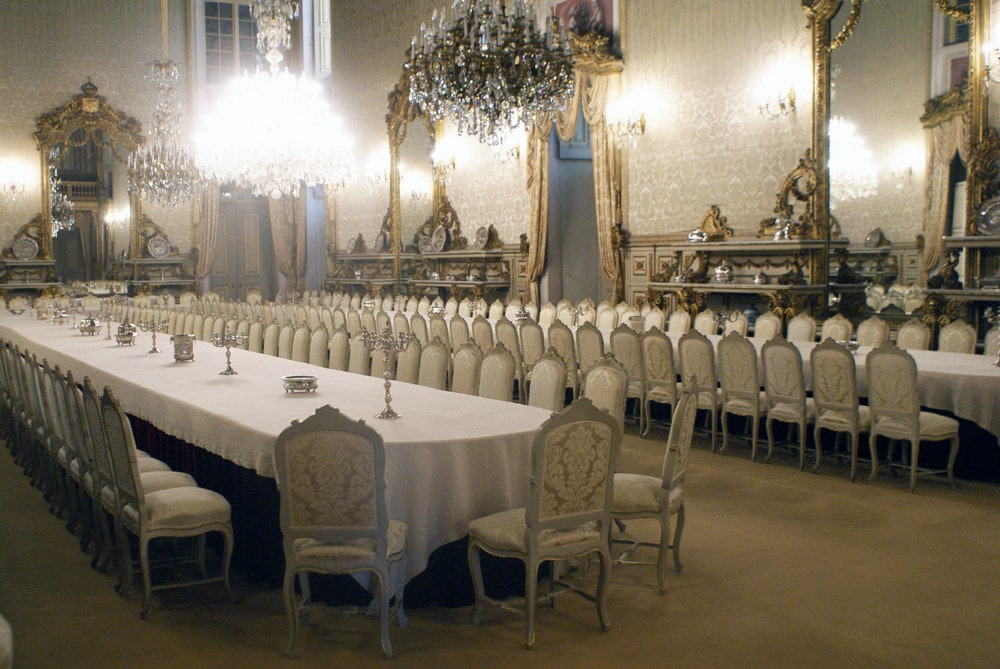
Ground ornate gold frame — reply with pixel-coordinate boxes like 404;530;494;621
33;82;144;260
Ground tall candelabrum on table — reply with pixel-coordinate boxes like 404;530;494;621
210;330;248;375
137;319;169;354
361;327;415;419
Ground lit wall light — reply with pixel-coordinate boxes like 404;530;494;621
0;158;29;203
758;88;796;118
431;143;456;184
104;203;131;230
365;144;390;193
490;127;524;164
606;88;647;147
983;43;1000;89
888;143;922;189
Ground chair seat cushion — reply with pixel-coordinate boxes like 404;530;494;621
724;392;767;416
124;486;231;532
136;456;172;474
613;473;683;516
646;386;676;404
140;470;199;493
874;411;959;440
626;380;643;397
468;507;598;552
769;398;816;423
293;519;407;562
817;405;872;431
678;384;721;408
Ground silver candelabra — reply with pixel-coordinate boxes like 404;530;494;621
985;306;999;367
210;330;248;375
361;327;415;419
137;319;169;354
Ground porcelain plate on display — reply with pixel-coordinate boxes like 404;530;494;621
147;235;171;259
474;226;489;250
431;224;448;252
417;235;434;253
11;236;38;261
372;231;387;253
977;197;1000;235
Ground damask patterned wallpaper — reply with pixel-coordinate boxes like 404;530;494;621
0;0;192;252
625;0;811;237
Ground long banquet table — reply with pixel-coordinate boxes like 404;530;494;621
0;312;553;589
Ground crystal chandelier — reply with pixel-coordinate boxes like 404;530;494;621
195;0;351;198
405;0;576;146
128;60;202;209
48;150;75;235
829;116;878;203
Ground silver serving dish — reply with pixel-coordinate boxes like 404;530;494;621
283;374;318;393
116;321;137;346
836;339;860;354
78;316;101;336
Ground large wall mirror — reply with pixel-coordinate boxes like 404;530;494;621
33;82;143;281
813;0;987;296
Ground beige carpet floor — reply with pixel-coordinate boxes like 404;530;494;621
3;426;1000;669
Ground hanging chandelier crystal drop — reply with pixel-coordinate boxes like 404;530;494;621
195;0;351;199
129;60;203;209
405;0;576;146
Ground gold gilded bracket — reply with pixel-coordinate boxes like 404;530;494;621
759;150;821;239
696;205;734;241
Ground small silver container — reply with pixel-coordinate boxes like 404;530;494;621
171;334;195;362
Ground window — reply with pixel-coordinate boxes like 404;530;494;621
203;1;258;86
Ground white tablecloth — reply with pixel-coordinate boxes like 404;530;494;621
0;313;553;577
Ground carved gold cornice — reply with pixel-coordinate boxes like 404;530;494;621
571;33;623;76
34;81;143;153
830;0;866;51
934;0;971;23
920;83;969;128
696;205;733;241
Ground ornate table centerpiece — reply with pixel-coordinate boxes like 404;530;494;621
361;327;415;419
210;330;248;375
137;318;169;354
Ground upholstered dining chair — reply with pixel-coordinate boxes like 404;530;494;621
752;310;782;340
676;329;721;451
495;317;525;400
393;311;410;338
478;342;517;402
262;322;280;357
575;320;606;382
449;315;471;351
596;303;619;330
938;319;977;354
855;315;890;347
409;312;428;347
693;308;717;336
444;296;459;316
276;323;295;359
609;323;644;426
761;336;816;469
471;314;494;352
716;331;765;460
290;325;310;362
785;312;816;342
547;319;580;399
896;318;931;351
643;306;666;332
810;338;872;479
429;314;450;351
451;341;483;395
100;386;233;619
307;327;328;367
394;336;421;385
985;326;1000;358
467;397;620;649
348;335;370;375
518;318;545;377
526;349;567;413
820;313;853;342
582;353;628;434
611;386;697;593
666;309;691;335
274;405;407;658
458;296;473;318
417;337;449;390
246;319;264;354
865;342;960;492
722;311;749;336
641;327;677;437
327;327;350;371
537;302;556;326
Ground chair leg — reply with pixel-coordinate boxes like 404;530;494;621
672;504;685;573
764;418;775;464
221;528;236;602
798;422;806;471
710;407;717;452
641;399;651;437
750;414;759;462
139;537;153;619
719;411;728;453
524;559;539;649
868;434;880;480
282;569;299;657
656;517;669;595
909;440;919;493
375;571;394;659
595;550;610;633
947;435;960;488
467;541;485;625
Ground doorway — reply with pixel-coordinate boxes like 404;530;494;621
210;195;274;301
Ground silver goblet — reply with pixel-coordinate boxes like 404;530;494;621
361;327;415;419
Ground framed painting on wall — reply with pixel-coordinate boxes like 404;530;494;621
539;0;623;55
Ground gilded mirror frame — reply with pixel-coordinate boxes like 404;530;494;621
803;0;989;290
32;82;144;262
